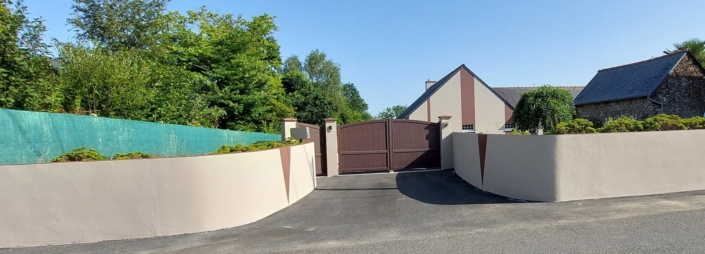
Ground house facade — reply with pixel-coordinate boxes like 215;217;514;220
397;64;583;134
574;50;705;124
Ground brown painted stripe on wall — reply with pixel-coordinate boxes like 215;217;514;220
504;104;513;124
460;68;475;125
426;99;431;122
478;134;488;185
279;146;291;202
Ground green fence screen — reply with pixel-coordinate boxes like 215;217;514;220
0;108;281;165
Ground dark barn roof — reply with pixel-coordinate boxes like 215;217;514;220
493;86;584;107
573;51;690;106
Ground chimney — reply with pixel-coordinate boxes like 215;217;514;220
425;79;436;90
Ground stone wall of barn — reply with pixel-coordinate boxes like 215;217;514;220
575;97;658;125
576;53;705;125
652;53;705;118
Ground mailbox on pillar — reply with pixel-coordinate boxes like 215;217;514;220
290;127;310;140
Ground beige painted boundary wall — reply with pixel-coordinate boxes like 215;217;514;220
452;130;705;202
0;143;317;248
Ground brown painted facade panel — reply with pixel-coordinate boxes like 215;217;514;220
504;105;513;124
427;99;431;122
296;123;326;175
460;68;476;125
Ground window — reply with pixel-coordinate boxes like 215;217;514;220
505;123;515;131
462;124;475;132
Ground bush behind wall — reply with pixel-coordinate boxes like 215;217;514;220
547;114;705;134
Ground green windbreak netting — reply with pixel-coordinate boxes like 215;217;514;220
0;108;281;164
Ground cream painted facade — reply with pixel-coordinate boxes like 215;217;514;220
0;143;317;248
472;76;508;134
399;65;515;169
428;72;464;133
408;100;428;123
400;65;513;135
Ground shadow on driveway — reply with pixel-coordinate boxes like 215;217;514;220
316;169;517;205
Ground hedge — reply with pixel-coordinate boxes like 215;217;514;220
546;114;705;135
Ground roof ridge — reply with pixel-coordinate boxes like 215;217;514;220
598;50;687;72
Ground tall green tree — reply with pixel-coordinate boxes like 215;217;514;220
281;54;302;74
68;0;169;50
0;0;61;111
57;43;225;127
282;70;335;125
343;83;368;112
375;105;407;119
302;50;346;112
282;51;372;124
157;8;292;132
512;85;575;134
663;38;705;67
342;83;372;121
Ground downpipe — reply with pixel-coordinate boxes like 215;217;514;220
648;95;664;112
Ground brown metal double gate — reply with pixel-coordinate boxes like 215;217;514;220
337;119;440;174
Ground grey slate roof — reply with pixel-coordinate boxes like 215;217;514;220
573;51;689;105
397;64;514;119
493;86;584;107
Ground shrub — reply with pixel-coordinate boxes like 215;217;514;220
211;144;247;155
112;152;153;160
211;138;301;155
51;148;107;162
549;118;597;134
512;85;575;134
509;129;531;135
599;116;643;133
643;114;686;131
682;116;705;130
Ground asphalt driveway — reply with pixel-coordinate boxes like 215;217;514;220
4;169;705;254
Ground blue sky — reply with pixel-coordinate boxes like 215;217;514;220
24;0;705;115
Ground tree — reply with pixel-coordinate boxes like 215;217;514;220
301;50;348;119
664;38;705;67
156;8;292;133
68;0;169;50
375;105;408;119
281;54;302;74
282;71;335;125
281;52;371;124
512;85;575;134
342;83;372;121
57;43;225;127
343;83;368;112
0;0;61;111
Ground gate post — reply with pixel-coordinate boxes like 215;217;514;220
324;118;339;177
281;118;297;141
438;115;454;169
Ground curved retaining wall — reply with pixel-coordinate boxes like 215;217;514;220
453;130;705;202
0;143;316;248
